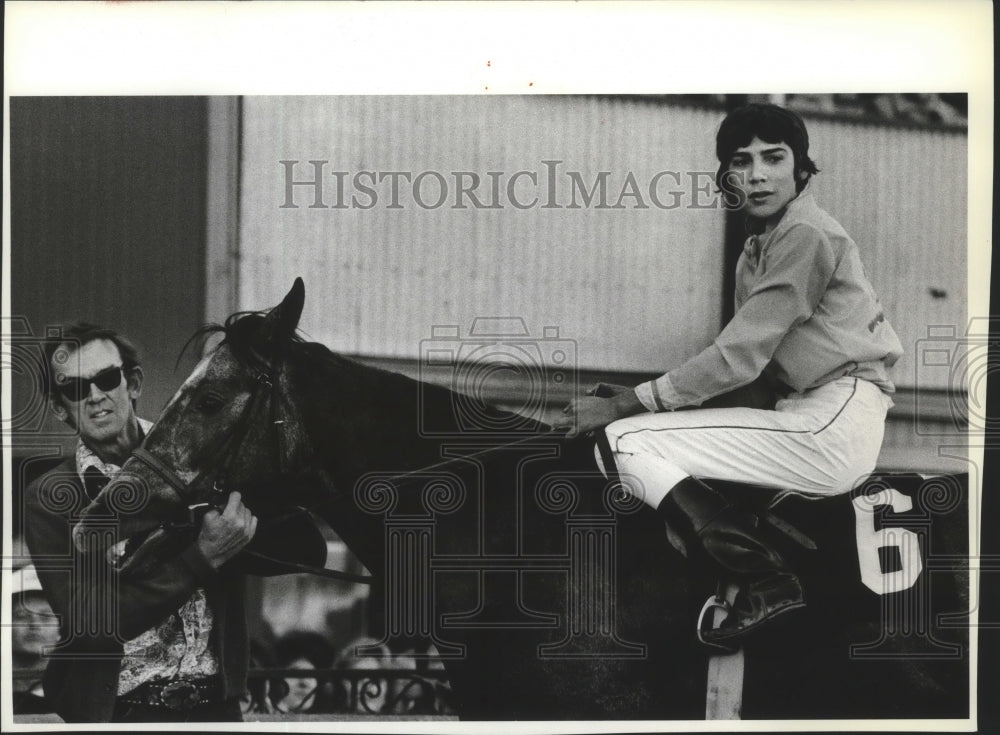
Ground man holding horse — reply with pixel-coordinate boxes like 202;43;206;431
554;103;903;648
23;323;259;722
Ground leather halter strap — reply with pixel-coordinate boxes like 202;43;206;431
129;361;277;507
131;447;191;498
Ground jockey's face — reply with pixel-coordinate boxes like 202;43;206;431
727;137;803;221
50;338;141;455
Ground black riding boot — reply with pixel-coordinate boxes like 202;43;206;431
658;476;806;646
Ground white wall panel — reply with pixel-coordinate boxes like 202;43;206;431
804;119;967;390
238;96;726;373
238;98;968;392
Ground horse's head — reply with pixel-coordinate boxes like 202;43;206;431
73;278;325;575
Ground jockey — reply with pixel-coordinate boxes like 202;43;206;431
553;103;903;647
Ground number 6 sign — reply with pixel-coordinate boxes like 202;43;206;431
853;486;923;596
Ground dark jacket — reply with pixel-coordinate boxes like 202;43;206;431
23;458;249;722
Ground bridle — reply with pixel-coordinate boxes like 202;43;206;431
123;341;571;585
131;351;281;524
127;343;374;584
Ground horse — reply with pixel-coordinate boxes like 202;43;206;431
73;278;970;720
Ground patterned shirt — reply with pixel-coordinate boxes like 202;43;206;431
74;418;155;479
74;420;219;695
116;589;218;695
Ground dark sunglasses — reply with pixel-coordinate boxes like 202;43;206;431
55;365;125;402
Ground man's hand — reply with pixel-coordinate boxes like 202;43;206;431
551;388;645;438
196;491;258;570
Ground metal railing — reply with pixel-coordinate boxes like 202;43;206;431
11;667;457;718
244;667;456;716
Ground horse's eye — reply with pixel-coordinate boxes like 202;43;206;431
195;394;225;413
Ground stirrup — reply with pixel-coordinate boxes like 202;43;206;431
700;573;807;648
696;583;741;654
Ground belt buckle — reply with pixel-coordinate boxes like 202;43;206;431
160;680;200;711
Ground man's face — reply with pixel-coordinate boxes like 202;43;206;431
50;338;139;447
727;137;803;220
11;591;59;660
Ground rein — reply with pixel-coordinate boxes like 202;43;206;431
126;344;569;585
234;431;569;584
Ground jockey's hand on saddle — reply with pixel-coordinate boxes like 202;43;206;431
196;491;258;570
552;387;645;438
585;382;634;398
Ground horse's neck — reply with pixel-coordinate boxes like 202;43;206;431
293;354;455;484
289;354;458;574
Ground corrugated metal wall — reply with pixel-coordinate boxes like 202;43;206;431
237;97;967;391
803;118;967;390
238;97;726;372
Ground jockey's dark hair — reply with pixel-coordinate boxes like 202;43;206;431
715;103;820;195
44;322;142;408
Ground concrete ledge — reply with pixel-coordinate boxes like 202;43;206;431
352;354;968;424
876;447;970;475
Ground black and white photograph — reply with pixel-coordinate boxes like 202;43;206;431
2;2;993;731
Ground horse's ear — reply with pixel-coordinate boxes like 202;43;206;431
261;277;305;347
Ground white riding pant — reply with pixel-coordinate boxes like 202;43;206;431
602;377;893;508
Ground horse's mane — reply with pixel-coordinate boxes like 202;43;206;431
180;310;549;482
179;311;302;369
180;310;465;421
